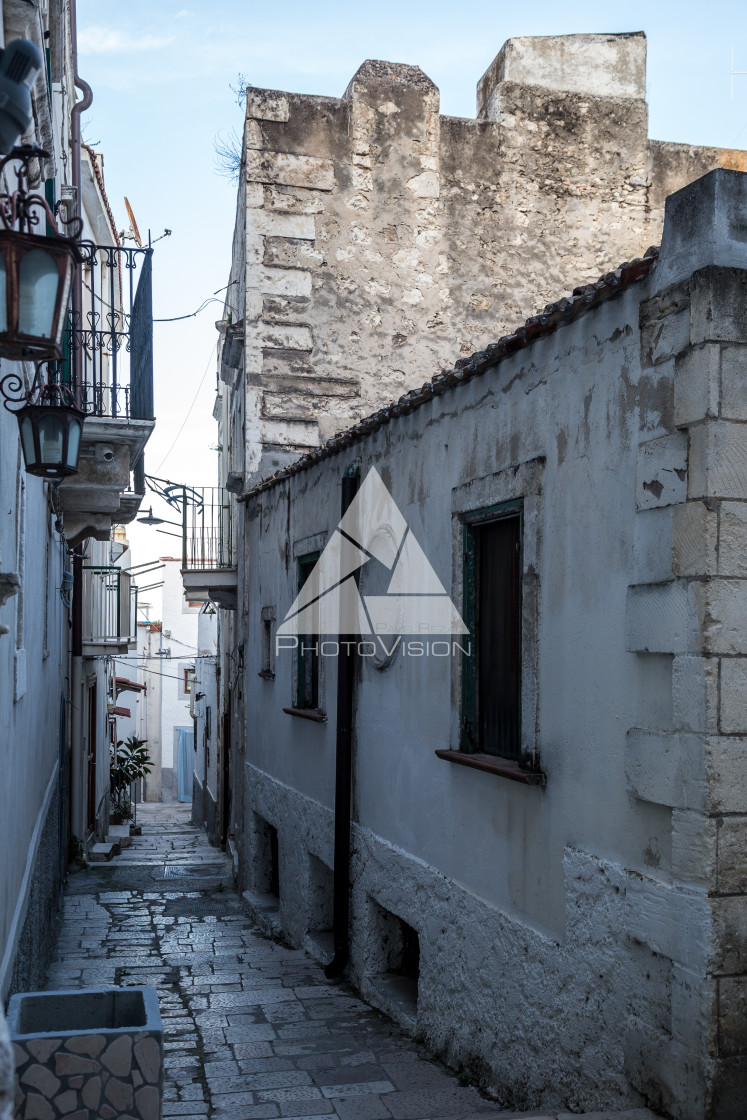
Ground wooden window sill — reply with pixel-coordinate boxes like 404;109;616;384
435;750;546;786
283;707;327;723
258;670;275;680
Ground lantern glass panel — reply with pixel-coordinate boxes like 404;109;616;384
0;253;6;332
18;249;58;339
19;414;36;467
38;411;64;465
66;416;82;469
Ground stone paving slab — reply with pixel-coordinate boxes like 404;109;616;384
40;804;663;1120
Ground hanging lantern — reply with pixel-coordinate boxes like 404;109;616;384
5;374;84;477
0;145;86;477
0;229;77;359
0;144;82;361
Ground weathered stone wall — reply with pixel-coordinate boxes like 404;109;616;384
226;32;747;484
236;169;747;1118
623;171;747;1118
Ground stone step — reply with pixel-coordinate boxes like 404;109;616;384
242;889;282;939
106;825;133;851
87;842;116;863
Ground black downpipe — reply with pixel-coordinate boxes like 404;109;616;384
325;464;360;979
72;547;83;658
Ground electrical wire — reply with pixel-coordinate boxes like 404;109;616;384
111;662;205;684
153;297;223;323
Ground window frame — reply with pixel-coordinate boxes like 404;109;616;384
461;499;523;760
446;458;545;784
295;551;320;711
259;606;276;679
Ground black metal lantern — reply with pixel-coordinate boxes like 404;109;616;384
2;369;85;477
0;145;86;477
16;381;84;477
0;145;82;361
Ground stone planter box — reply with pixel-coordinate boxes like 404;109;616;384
8;986;162;1120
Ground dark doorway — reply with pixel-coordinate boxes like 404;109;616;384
86;683;97;836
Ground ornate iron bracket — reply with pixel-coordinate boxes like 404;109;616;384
0;361;79;413
0;145;82;241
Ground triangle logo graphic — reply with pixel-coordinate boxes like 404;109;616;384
277;468;468;636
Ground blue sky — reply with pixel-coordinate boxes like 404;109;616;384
77;0;747;551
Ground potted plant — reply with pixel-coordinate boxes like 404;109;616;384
110;737;152;825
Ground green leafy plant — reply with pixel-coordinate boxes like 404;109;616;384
110;736;152;820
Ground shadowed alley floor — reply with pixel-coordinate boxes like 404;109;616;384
43;804;661;1120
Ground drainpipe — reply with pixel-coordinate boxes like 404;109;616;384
69;0;92;400
67;0;92;842
70;546;83;839
325;462;360;979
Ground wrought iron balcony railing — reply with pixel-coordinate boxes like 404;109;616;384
48;243;154;423
181;487;236;572
81;565;137;648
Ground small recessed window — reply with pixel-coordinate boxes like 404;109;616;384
260;608;276;679
296;554;319;709
462;504;522;760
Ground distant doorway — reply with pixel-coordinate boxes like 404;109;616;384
177;726;194;803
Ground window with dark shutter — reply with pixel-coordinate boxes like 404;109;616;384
462;503;522;760
296;553;320;709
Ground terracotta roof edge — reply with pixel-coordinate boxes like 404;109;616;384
239;247;659;502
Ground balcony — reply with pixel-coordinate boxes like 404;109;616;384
81;566;138;655
179;486;237;610
58;244;155;545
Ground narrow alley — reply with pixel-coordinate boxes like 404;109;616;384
35;808;660;1120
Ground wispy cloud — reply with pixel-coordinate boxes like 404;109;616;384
78;27;175;54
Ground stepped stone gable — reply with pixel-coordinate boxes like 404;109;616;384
224;31;747;484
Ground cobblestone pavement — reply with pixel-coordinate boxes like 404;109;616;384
44;804;661;1120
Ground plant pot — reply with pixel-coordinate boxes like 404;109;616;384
8;986;162;1119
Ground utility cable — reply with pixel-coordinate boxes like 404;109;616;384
153;297;223;323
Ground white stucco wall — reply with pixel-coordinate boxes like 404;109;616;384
0;412;69;998
160;559;199;796
193;606;219;832
0;0;93;1000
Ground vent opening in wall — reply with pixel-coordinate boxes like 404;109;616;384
368;900;419;1024
268;822;279;898
254;814;280;902
305;853;334;963
242;814;282;936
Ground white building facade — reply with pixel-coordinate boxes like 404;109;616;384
0;0;155;1097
